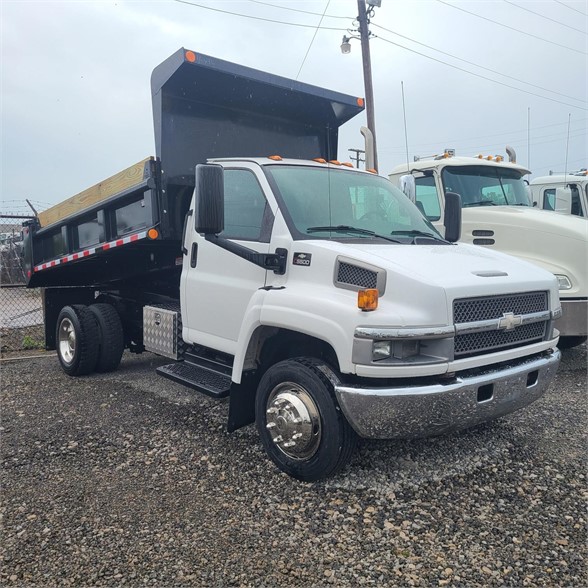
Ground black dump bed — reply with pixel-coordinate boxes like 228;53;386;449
25;48;364;289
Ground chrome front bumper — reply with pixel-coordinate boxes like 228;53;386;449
334;349;560;439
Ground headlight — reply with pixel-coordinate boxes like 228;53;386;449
372;340;420;361
372;341;391;361
555;274;572;290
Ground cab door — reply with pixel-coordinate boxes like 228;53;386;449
181;166;273;355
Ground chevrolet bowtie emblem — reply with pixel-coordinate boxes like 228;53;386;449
498;312;522;331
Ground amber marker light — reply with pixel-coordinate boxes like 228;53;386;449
268;155;283;161
185;51;197;63
329;160;341;165
341;162;354;168
366;168;377;174
357;97;365;107
358;288;378;311
313;158;327;164
148;228;159;240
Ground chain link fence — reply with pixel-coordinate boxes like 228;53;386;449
0;214;44;352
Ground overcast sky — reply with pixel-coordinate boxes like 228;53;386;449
1;0;587;212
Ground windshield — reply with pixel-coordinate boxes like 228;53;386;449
265;165;443;242
441;165;530;207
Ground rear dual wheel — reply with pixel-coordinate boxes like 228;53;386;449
56;303;124;376
56;305;100;376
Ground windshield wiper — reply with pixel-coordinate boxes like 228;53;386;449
306;225;401;243
389;229;448;243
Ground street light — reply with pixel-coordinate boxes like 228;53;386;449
340;35;352;54
341;0;380;171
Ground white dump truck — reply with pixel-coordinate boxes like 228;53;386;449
390;149;587;349
24;51;562;481
530;170;588;218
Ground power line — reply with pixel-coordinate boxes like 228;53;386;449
172;0;346;30
371;23;585;103
248;0;350;20
296;0;330;80
502;0;587;35
406;123;588;150
553;0;588;17
376;35;588;111
435;0;587;55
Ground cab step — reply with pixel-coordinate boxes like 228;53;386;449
156;361;231;398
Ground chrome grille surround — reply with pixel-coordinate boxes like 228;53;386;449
453;291;549;358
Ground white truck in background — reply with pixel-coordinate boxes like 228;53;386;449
389;148;587;349
530;170;588;218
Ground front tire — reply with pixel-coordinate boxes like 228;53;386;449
255;358;356;482
56;305;99;376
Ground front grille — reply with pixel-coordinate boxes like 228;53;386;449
337;262;378;289
455;322;546;357
453;292;549;358
454;291;547;323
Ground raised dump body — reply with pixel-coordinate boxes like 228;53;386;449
25;48;363;289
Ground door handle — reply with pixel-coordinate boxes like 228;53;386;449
190;242;198;268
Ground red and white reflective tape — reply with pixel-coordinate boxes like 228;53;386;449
33;230;148;273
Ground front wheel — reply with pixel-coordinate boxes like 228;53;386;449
255;358;356;482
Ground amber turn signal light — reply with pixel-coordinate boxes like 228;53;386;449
358;289;378;311
148;228;159;240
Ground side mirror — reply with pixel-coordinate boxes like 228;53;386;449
555;187;572;214
444;192;462;243
399;174;416;203
195;164;224;234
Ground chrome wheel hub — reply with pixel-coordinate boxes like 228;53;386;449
265;382;321;460
58;318;76;365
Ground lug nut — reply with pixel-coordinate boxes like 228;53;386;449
283;441;296;448
292;433;302;439
272;435;283;443
266;422;276;429
266;407;278;415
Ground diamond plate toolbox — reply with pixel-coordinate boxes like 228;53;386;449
143;304;183;360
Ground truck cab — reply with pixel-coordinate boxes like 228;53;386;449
390;151;587;348
530;171;588;218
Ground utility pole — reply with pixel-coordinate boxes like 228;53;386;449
356;0;378;171
341;1;379;170
348;148;365;168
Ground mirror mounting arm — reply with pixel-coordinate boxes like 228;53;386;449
204;234;287;275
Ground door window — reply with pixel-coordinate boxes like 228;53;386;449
543;188;556;211
414;175;441;220
221;170;269;240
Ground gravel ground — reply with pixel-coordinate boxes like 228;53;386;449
1;345;586;587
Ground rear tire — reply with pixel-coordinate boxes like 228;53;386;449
89;303;124;372
56;305;100;376
255;358;357;482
